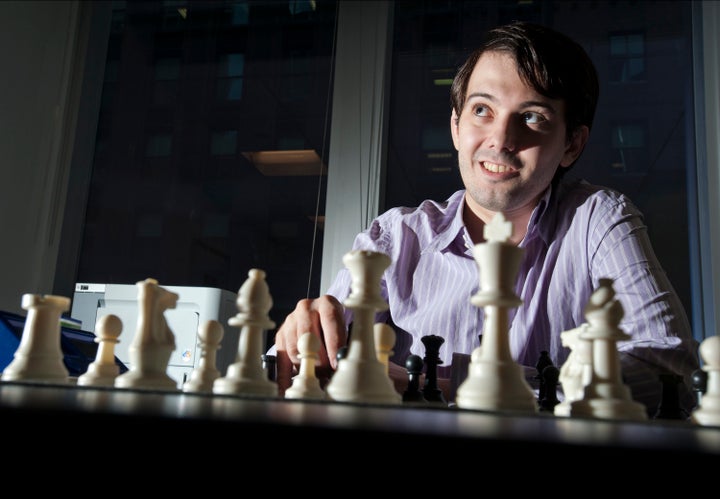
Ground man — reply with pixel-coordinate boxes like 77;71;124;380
273;21;699;413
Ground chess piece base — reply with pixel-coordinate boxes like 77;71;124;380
213;362;278;396
1;354;70;384
455;360;537;413
213;375;278;396
326;358;401;405
114;345;178;391
570;396;648;420
76;362;120;387
285;375;327;400
691;395;720;426
182;368;221;393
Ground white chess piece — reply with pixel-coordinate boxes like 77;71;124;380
455;213;537;413
1;293;71;384
325;250;401;404
213;268;278;397
691;335;720;426
553;323;593;417
374;323;395;376
77;314;123;387
569;278;647;420
115;278;179;391
183;320;225;393
284;332;327;400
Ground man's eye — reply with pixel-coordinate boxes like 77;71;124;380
473;105;489;117
524;112;546;124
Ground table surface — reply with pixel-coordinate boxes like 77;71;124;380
2;379;719;460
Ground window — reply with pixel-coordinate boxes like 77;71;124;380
609;31;646;83
59;1;715;347
610;122;648;175
73;1;337;328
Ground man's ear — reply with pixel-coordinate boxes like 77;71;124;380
450;109;460;150
559;125;590;168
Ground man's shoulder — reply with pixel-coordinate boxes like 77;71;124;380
555;178;632;210
377;190;463;224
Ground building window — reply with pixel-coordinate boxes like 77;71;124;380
609;31;646;83
610;122;648;175
216;53;244;101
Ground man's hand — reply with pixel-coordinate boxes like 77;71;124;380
274;295;347;394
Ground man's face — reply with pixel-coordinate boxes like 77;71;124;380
450;50;587;220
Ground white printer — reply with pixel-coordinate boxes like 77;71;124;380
71;283;240;388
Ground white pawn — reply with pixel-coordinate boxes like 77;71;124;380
77;314;123;387
569;278;647;420
183;320;225;393
691;335;720;426
213;269;278;397
374;323;395;376
285;332;327;400
2;293;71;384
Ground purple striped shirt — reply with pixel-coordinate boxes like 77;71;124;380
327;179;699;410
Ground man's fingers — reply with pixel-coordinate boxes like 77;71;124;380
274;333;294;394
315;295;348;369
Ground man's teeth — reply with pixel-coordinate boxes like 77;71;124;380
483;161;512;173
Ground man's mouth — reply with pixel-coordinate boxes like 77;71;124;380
482;161;516;173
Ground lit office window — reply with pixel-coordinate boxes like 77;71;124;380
216;53;244;102
609;32;646;83
161;1;188;30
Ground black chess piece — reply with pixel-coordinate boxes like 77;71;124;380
403;354;426;403
653;372;689;420
535;350;554;402
691;368;708;410
538;365;560;412
421;334;447;405
261;354;276;381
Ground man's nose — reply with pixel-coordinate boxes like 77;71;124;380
486;116;518;152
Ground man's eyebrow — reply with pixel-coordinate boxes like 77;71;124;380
466;92;558;114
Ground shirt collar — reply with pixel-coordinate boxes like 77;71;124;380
424;190;467;254
424;185;555;254
522;183;552;247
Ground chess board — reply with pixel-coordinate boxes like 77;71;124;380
0;380;718;465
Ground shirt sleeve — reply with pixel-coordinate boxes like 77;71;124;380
585;192;700;412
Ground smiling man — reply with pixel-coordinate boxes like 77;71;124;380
272;21;699;415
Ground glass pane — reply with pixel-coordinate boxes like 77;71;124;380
386;1;695;321
77;0;337;330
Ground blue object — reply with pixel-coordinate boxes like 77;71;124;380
0;310;127;376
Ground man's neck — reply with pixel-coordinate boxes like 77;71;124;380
462;198;533;246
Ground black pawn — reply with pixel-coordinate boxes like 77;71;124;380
654;373;689;420
261;354;276;381
403;354;425;403
692;368;708;409
421;334;446;405
538;365;560;412
535;350;554;402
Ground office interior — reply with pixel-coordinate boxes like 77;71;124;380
1;1;719;382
